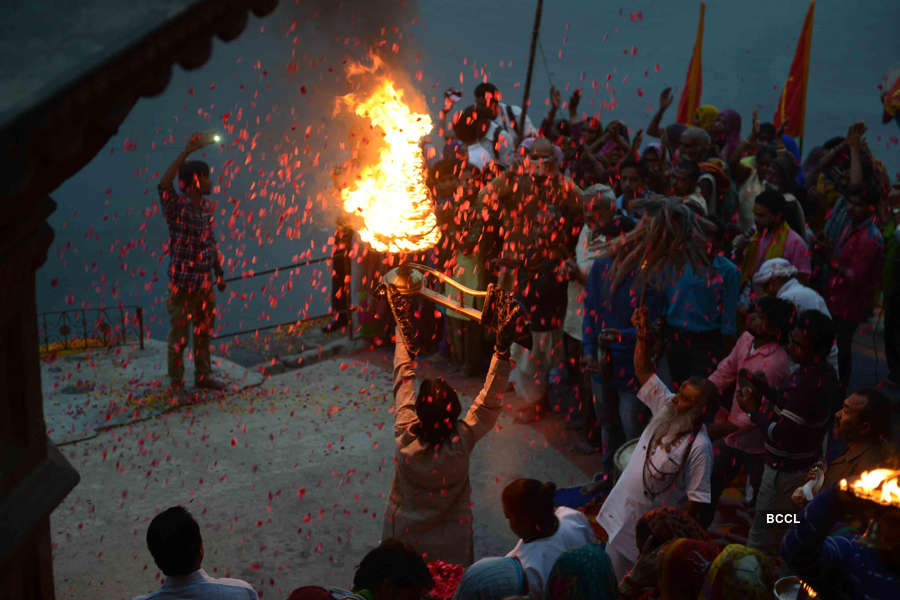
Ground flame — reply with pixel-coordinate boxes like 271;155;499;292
801;580;818;598
338;71;438;253
840;468;900;507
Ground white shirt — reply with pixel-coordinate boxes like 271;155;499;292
776;278;830;317
490;102;535;139
596;375;712;566
563;225;606;340
132;568;258;600
467;142;493;172
507;506;595;599
442;101;530;169
485;103;534;167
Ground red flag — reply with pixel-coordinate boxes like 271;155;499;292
676;3;705;125
774;1;815;138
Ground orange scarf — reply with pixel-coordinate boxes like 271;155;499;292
741;221;790;286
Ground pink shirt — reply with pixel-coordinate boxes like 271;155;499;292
708;331;792;454
755;226;811;277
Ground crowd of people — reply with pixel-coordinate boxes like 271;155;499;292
145;80;900;599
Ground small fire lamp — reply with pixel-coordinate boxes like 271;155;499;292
839;468;900;550
839;468;900;508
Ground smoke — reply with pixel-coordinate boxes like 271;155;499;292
255;0;428;228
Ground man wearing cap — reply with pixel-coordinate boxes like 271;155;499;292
754;257;839;374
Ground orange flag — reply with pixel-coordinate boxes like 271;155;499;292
676;3;706;125
774;1;815;139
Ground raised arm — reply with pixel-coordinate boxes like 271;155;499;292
461;353;511;445
540;86;561;137
728;113;761;187
846;122;866;188
392;325;418;434
438;88;462;139
462;290;522;444
160;131;216;190
646;87;673;139
631;306;655;387
382;285;420;435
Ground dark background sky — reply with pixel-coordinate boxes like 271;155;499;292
34;0;900;341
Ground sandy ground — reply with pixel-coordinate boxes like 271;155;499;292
49;347;588;600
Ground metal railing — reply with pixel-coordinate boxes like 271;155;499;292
38;255;350;354
212;254;354;342
39;305;145;355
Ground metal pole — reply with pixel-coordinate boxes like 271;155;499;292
136;307;144;350
517;0;544;145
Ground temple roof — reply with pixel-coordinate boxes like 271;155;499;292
0;0;277;222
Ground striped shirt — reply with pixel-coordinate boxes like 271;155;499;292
751;362;840;472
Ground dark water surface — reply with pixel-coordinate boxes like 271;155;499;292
36;0;900;341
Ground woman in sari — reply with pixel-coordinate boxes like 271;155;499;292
618;508;714;599
698;544;776;600
546;543;616;600
712;109;742;162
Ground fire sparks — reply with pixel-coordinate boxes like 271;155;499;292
840;468;900;507
338;72;439;253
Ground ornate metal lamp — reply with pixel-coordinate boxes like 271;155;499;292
382;262;530;348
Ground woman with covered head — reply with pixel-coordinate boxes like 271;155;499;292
711;109;742;162
453;557;527;600
502;479;596;599
694;105;719;132
618;507;717;599
380;283;525;566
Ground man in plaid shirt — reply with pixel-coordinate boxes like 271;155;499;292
158;131;226;391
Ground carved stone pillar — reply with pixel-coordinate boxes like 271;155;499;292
0;4;278;597
0;195;80;599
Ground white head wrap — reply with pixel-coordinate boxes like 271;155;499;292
583;183;617;207
753;257;798;286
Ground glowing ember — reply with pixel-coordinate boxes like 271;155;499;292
338;73;438;253
840;468;900;507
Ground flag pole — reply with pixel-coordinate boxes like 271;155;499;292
676;2;706;125
517;0;543;145
774;0;815;153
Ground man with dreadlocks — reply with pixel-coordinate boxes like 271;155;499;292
595;305;717;580
592;199;717;580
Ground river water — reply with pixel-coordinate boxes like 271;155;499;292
36;0;900;342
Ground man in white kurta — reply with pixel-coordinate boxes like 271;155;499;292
595;368;713;579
